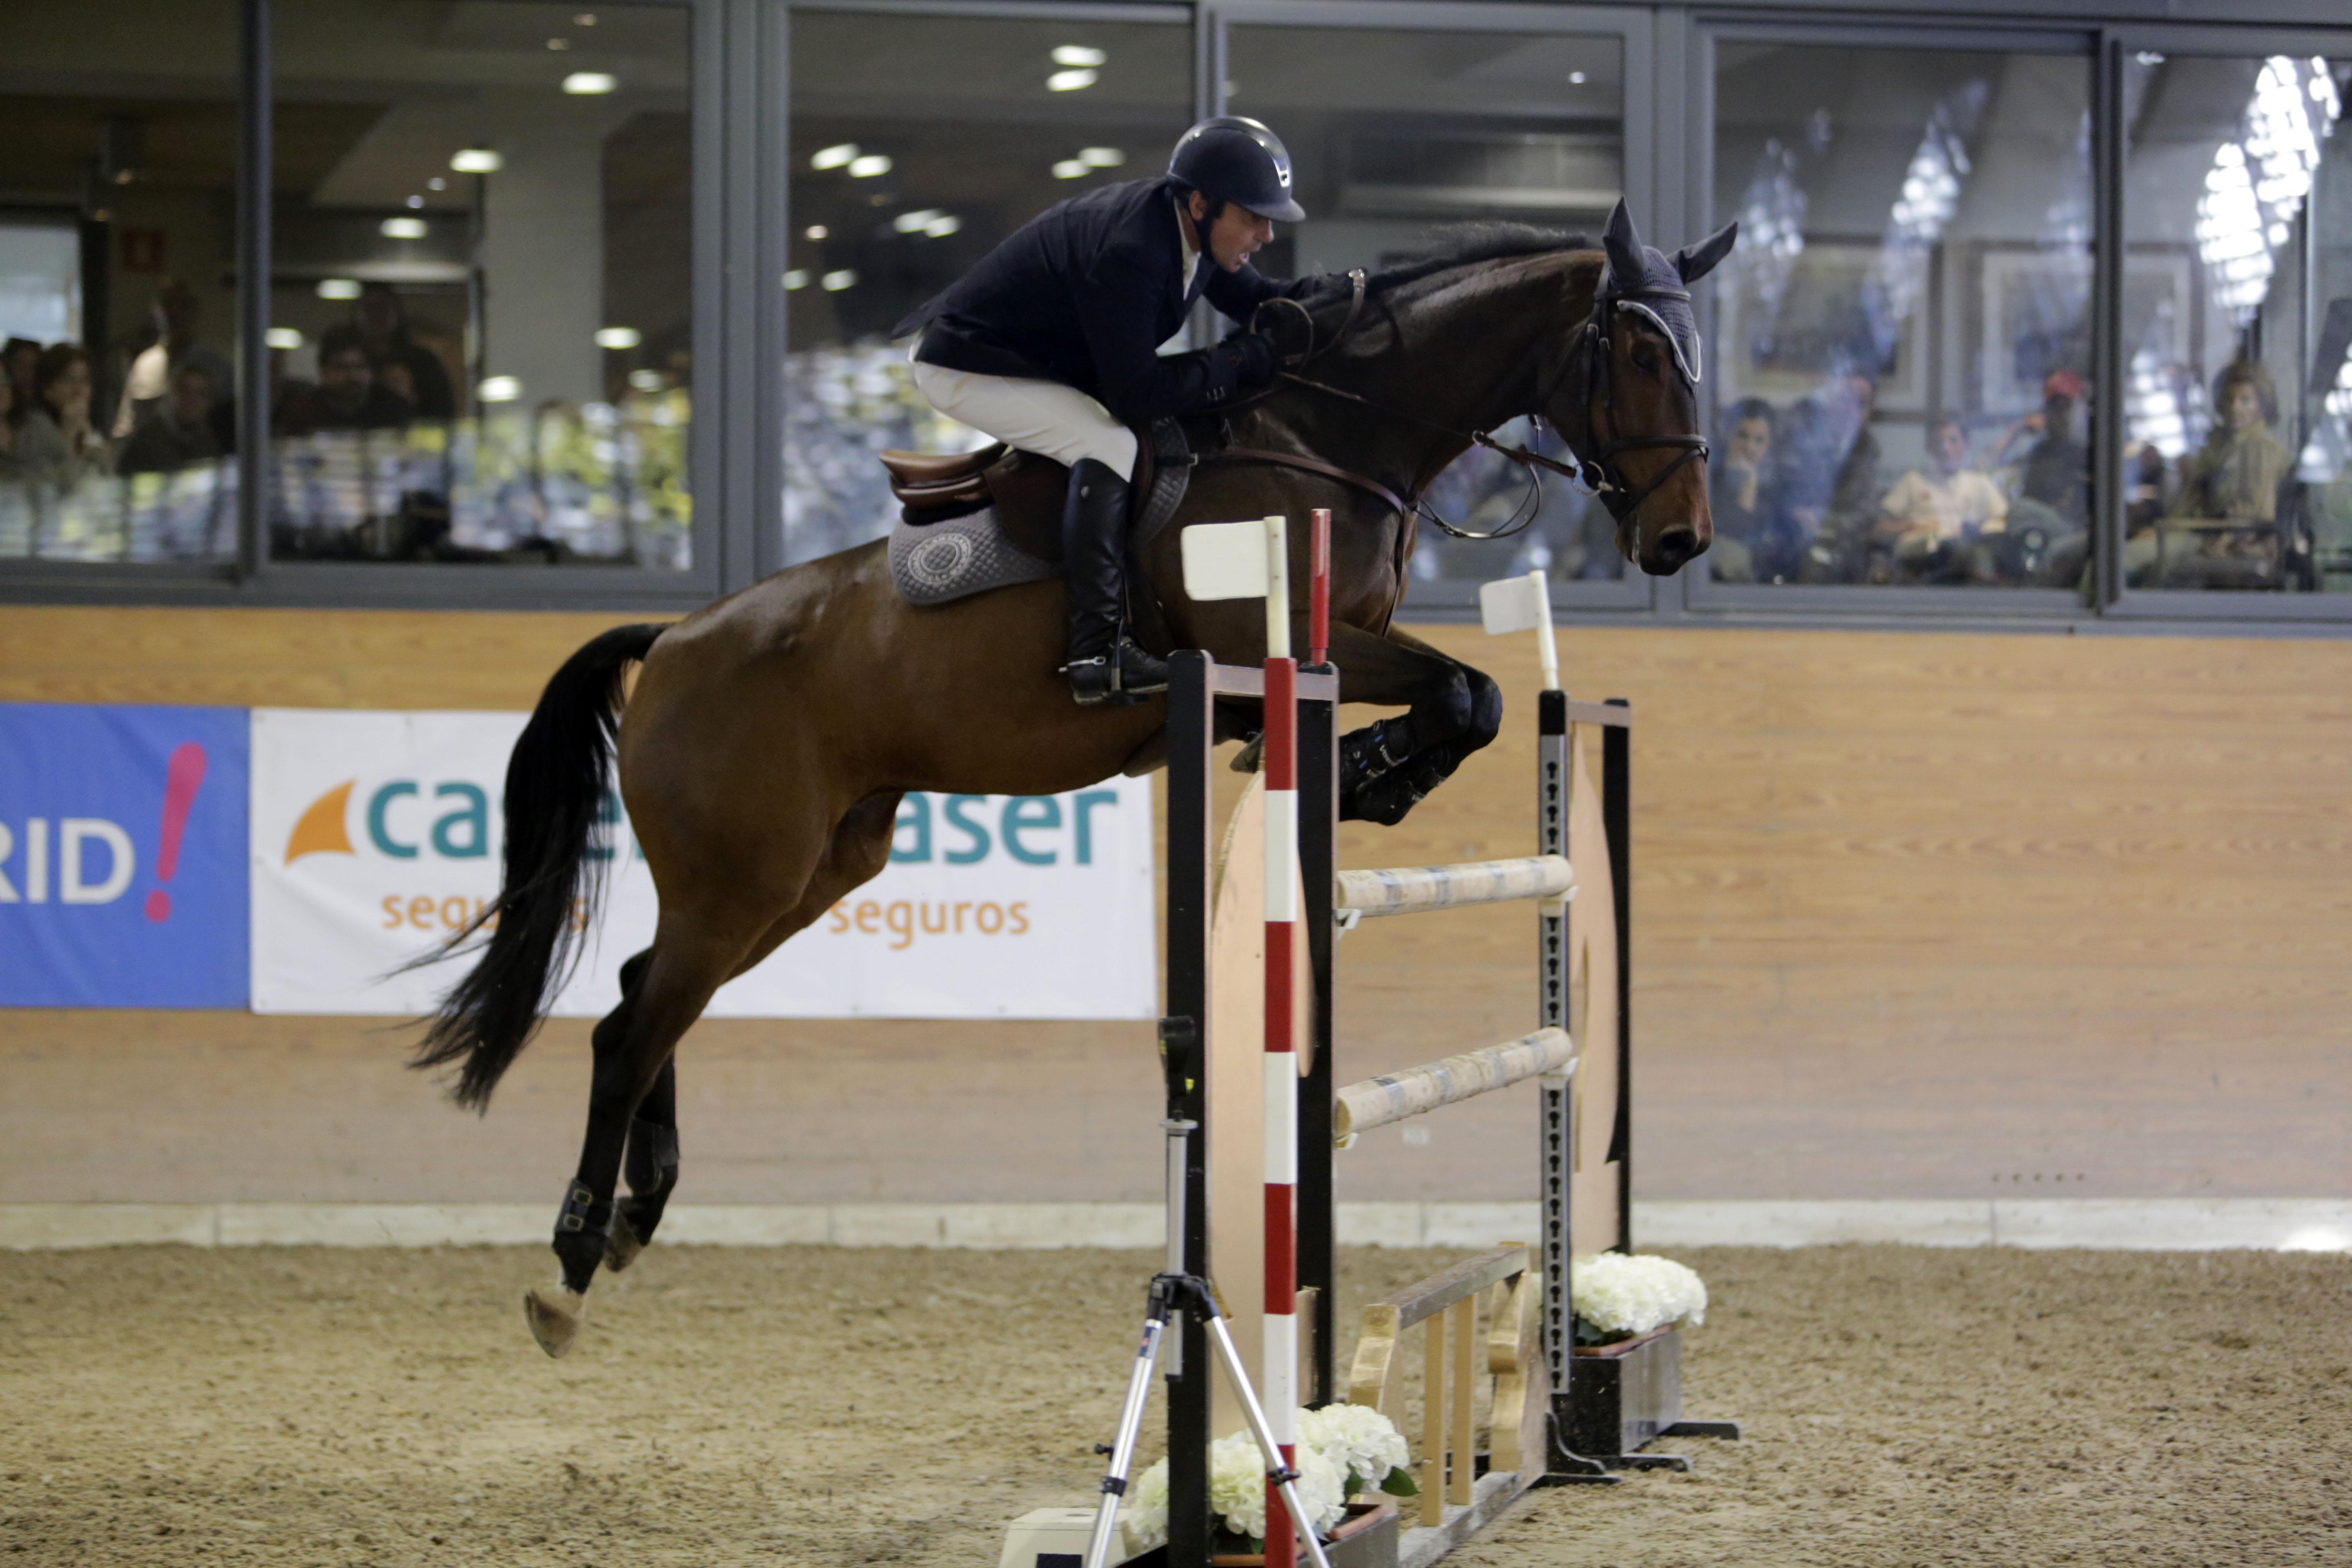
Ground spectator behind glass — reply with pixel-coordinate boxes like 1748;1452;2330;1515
120;363;225;475
1776;371;1883;582
3;338;38;421
354;284;456;420
1708;397;1780;582
115;281;226;437
276;324;414;434
16;343;115;489
0;373;16;478
1878;414;2006;583
1997;370;2090;525
2177;360;2289;524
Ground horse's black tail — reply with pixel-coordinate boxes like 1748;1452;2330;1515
410;622;669;1110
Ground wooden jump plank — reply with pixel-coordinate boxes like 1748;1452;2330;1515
1334;1029;1574;1142
1334;855;1572;919
1369;1243;1530;1332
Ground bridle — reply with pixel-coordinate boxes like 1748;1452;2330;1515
1222;266;1710;543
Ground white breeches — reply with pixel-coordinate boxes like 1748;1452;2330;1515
909;361;1140;481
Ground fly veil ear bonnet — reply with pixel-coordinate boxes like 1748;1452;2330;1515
1551;200;1737;522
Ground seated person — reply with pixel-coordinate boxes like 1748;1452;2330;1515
1996;370;2089;525
1707;397;1788;583
1783;371;1883;583
274;325;414;435
2127;360;2292;588
119;364;225;475
15;343;115;491
1876;414;2005;582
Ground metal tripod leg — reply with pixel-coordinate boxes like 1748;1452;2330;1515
1080;1275;1334;1568
1083;1287;1173;1568
1199;1305;1335;1568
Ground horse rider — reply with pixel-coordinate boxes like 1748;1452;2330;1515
895;116;1319;706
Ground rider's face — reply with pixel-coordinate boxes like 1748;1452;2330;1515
1187;192;1274;272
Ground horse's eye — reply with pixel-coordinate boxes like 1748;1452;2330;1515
1631;348;1660;374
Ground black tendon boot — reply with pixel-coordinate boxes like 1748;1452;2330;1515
1060;457;1167;706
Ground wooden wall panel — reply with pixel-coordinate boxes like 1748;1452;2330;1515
2;605;2348;1203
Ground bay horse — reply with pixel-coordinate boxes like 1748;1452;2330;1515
413;201;1735;1354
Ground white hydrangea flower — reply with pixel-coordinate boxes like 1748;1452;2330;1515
1570;1253;1708;1338
1123;1457;1171;1549
1207;1433;1269;1541
1298;1403;1410;1494
1123;1416;1361;1549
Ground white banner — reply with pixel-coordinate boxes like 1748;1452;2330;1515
249;708;1157;1019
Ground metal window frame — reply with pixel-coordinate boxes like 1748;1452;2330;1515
1672;13;2100;624
2097;21;2352;626
1206;0;1662;616
771;0;1198;579
0;0;731;613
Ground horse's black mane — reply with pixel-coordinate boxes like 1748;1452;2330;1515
1365;224;1594;292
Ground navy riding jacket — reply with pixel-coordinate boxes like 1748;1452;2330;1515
895;176;1311;427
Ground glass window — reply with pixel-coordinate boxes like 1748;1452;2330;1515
783;11;1192;566
270;1;693;567
2121;51;2352;595
1708;44;2093;589
1228;26;1628;587
0;2;242;565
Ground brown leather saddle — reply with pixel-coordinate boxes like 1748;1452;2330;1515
878;417;1200;570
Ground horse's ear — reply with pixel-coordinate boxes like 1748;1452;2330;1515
1602;199;1645;288
1675;221;1739;284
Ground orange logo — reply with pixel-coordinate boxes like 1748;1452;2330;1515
284;780;356;863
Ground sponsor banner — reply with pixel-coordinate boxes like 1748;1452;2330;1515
0;703;250;1007
250;708;1156;1019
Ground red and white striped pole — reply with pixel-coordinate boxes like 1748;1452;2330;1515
1260;512;1300;1568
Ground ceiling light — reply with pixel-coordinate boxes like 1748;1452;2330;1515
629;369;664;392
847;154;892;177
404;194;424;209
316;278;361;300
811;143;858;170
265;327;303;350
594;327;642;349
450;148;503;173
893;208;945;233
1047;68;1098;92
1080;147;1125;167
804;223;828;239
1052;159;1089;179
784;270;810;290
547;37;570;51
478;376;523;402
1569;71;1588;85
563;71;617;94
922;214;961;238
381;216;428;239
427;176;446;191
575;11;598;24
1052;45;1107;67
821;270;857;291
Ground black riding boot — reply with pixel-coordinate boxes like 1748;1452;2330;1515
1060;457;1167;706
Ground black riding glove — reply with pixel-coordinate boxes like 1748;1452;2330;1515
1218;330;1281;391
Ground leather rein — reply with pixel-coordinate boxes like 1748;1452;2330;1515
1210;267;1710;543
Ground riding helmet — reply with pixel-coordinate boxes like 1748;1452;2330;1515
1168;116;1306;223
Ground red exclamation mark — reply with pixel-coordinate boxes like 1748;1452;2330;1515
145;743;208;923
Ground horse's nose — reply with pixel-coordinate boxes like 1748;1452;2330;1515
1645;525;1702;575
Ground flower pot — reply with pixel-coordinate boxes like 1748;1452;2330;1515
1566;1323;1683;1459
1202;1498;1400;1568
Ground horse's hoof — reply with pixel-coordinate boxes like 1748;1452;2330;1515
524;1284;587;1358
604;1208;646;1273
1230;733;1264;773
